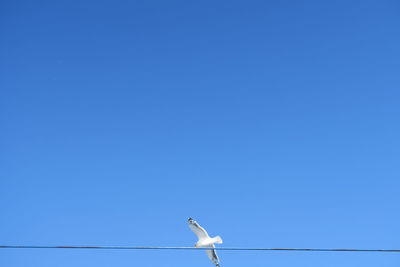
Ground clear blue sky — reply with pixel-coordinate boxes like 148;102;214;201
1;0;399;266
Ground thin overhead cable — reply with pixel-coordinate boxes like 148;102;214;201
1;246;400;253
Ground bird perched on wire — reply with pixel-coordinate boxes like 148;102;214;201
188;218;223;267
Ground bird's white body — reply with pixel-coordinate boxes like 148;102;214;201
195;236;223;248
188;218;223;267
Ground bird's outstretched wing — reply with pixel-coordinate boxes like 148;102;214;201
188;218;209;239
206;245;220;267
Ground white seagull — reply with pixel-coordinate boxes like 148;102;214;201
188;218;223;267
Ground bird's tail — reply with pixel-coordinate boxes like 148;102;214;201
212;236;223;244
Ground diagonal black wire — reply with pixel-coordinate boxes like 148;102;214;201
1;246;400;253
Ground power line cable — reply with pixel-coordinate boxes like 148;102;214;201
1;246;399;253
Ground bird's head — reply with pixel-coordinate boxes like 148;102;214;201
188;218;194;223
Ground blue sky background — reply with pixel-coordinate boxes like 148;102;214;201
1;0;399;266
